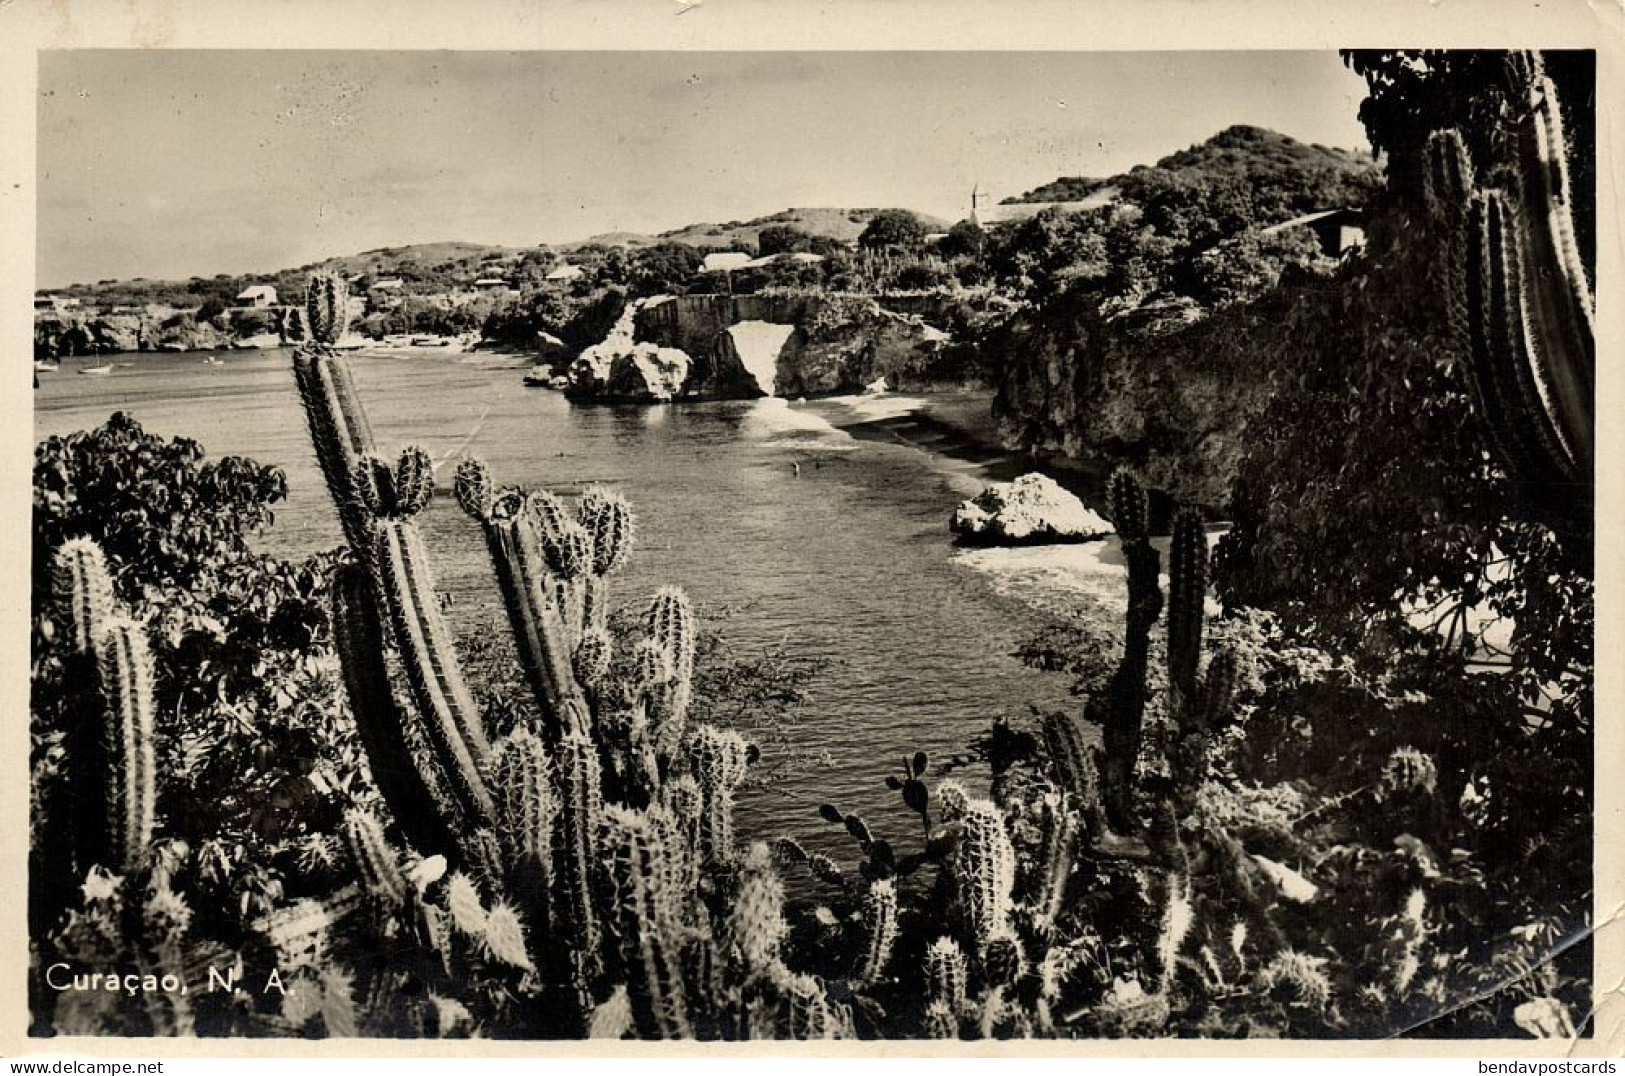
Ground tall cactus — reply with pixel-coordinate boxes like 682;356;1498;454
94;618;157;874
1166;508;1207;702
372;520;494;823
1099;469;1162;831
954;797;1017;955
53;537;114;655
453;463;597;746
553;730;605;999
689;724;749;864
1426;52;1594;544
49;539;157;875
856;879;898;986
603;805;693;1039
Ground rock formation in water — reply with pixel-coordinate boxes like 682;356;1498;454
564;298;694;402
950;472;1113;545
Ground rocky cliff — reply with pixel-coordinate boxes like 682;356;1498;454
989;284;1308;512
34;309;278;360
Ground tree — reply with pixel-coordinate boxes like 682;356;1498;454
32;413;348;939
755;224;810;257
857;209;929;252
195;295;228;324
936;218;987;260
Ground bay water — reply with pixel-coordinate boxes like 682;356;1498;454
35;348;1087;857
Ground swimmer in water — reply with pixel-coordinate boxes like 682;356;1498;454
792;461;802;477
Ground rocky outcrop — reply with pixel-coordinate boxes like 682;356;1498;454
564;298;694;402
629;293;950;399
950;473;1113;545
35;311;243;359
988;287;1298;511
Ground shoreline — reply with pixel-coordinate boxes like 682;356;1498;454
809;387;1115;510
808;389;1135;627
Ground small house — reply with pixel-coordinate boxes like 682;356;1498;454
1260;208;1365;258
33;293;79;313
473;278;512;291
701;252;752;274
545;263;585;283
235;284;279;309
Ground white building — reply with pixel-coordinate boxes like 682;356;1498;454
235;284;279;308
545;263;585;283
701;251;752;274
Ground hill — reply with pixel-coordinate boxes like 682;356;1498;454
559;207;954;252
1002;125;1377;220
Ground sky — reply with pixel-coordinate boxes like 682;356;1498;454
36;50;1373;288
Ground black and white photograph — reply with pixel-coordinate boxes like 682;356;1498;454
7;0;1618;1052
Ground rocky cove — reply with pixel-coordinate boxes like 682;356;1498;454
563;292;956;402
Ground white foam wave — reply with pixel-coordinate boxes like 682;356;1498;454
739;398;854;445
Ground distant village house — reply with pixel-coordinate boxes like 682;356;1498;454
473;277;512;291
1260;208;1365;257
235;284;279;309
701;252;752;274
33;293;81;313
545;263;584;283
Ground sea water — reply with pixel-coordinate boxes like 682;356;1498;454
35;348;1094;855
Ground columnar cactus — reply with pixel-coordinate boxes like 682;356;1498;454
95;619;158;874
52;536;114;655
924;935;970;1015
602;806;693;1039
489;728;557;924
453;474;596;746
954;798;1017;953
553;730;605;989
1166;507;1207;701
728;843;789;976
49;539;158;876
689;724;750;863
1099;469;1162;831
1029;793;1080;930
342;808;410;909
646;586;697;738
328;563;460;857
372;520;494;823
304;271;350;346
1425;52;1595;544
857;879;898;986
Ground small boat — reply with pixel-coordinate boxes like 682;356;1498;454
201;355;224;366
79;363;114;376
411;335;449;348
33;360;59;373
